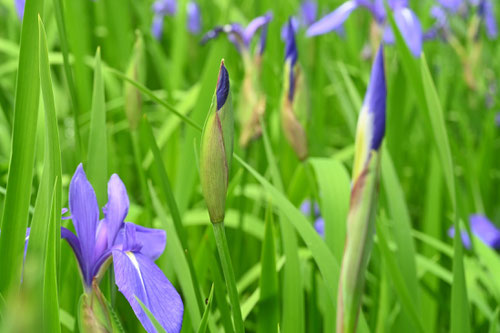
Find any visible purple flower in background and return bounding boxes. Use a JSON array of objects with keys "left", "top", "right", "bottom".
[
  {"left": 281, "top": 1, "right": 324, "bottom": 41},
  {"left": 14, "top": 0, "right": 25, "bottom": 19},
  {"left": 201, "top": 12, "right": 273, "bottom": 55},
  {"left": 301, "top": 0, "right": 318, "bottom": 26},
  {"left": 151, "top": 0, "right": 177, "bottom": 39},
  {"left": 495, "top": 112, "right": 500, "bottom": 127},
  {"left": 187, "top": 1, "right": 202, "bottom": 34},
  {"left": 62, "top": 164, "right": 183, "bottom": 333},
  {"left": 477, "top": 0, "right": 498, "bottom": 39},
  {"left": 306, "top": 0, "right": 423, "bottom": 57},
  {"left": 438, "top": 0, "right": 463, "bottom": 12},
  {"left": 300, "top": 200, "right": 324, "bottom": 237},
  {"left": 448, "top": 214, "right": 500, "bottom": 249}
]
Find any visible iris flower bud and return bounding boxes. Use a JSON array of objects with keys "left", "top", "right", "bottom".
[
  {"left": 200, "top": 60, "right": 234, "bottom": 224},
  {"left": 281, "top": 19, "right": 309, "bottom": 161},
  {"left": 337, "top": 46, "right": 386, "bottom": 333}
]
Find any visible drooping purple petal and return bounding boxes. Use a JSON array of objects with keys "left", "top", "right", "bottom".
[
  {"left": 69, "top": 164, "right": 99, "bottom": 284},
  {"left": 363, "top": 46, "right": 386, "bottom": 151},
  {"left": 14, "top": 0, "right": 25, "bottom": 19},
  {"left": 301, "top": 0, "right": 317, "bottom": 26},
  {"left": 103, "top": 174, "right": 129, "bottom": 248},
  {"left": 306, "top": 1, "right": 358, "bottom": 37},
  {"left": 242, "top": 12, "right": 273, "bottom": 46},
  {"left": 469, "top": 214, "right": 500, "bottom": 248},
  {"left": 314, "top": 217, "right": 325, "bottom": 238},
  {"left": 113, "top": 250, "right": 184, "bottom": 333},
  {"left": 152, "top": 0, "right": 177, "bottom": 16},
  {"left": 61, "top": 227, "right": 88, "bottom": 282},
  {"left": 385, "top": 7, "right": 423, "bottom": 57},
  {"left": 216, "top": 61, "right": 229, "bottom": 110},
  {"left": 479, "top": 0, "right": 498, "bottom": 39},
  {"left": 187, "top": 1, "right": 202, "bottom": 34},
  {"left": 258, "top": 21, "right": 270, "bottom": 55},
  {"left": 152, "top": 14, "right": 165, "bottom": 40},
  {"left": 200, "top": 26, "right": 225, "bottom": 44}
]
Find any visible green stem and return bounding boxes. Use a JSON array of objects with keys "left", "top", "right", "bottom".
[{"left": 212, "top": 222, "right": 244, "bottom": 333}]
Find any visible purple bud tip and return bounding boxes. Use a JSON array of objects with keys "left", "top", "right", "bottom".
[
  {"left": 285, "top": 18, "right": 298, "bottom": 67},
  {"left": 216, "top": 61, "right": 229, "bottom": 110},
  {"left": 365, "top": 46, "right": 386, "bottom": 151}
]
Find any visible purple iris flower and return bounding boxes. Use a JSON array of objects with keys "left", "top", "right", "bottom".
[
  {"left": 448, "top": 214, "right": 500, "bottom": 249},
  {"left": 14, "top": 0, "right": 25, "bottom": 19},
  {"left": 61, "top": 164, "right": 183, "bottom": 333},
  {"left": 187, "top": 1, "right": 202, "bottom": 34},
  {"left": 151, "top": 0, "right": 178, "bottom": 39},
  {"left": 306, "top": 0, "right": 423, "bottom": 57},
  {"left": 300, "top": 200, "right": 324, "bottom": 237},
  {"left": 201, "top": 12, "right": 273, "bottom": 55}
]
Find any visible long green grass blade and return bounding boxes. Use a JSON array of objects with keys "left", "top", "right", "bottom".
[
  {"left": 0, "top": 0, "right": 45, "bottom": 294},
  {"left": 197, "top": 284, "right": 214, "bottom": 333},
  {"left": 257, "top": 204, "right": 279, "bottom": 333}
]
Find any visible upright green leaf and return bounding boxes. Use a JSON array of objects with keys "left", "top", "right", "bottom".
[
  {"left": 0, "top": 0, "right": 45, "bottom": 294},
  {"left": 257, "top": 204, "right": 279, "bottom": 333},
  {"left": 87, "top": 48, "right": 107, "bottom": 207}
]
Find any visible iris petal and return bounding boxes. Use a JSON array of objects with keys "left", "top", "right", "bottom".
[
  {"left": 469, "top": 214, "right": 500, "bottom": 248},
  {"left": 243, "top": 12, "right": 273, "bottom": 46},
  {"left": 306, "top": 1, "right": 358, "bottom": 37},
  {"left": 104, "top": 174, "right": 129, "bottom": 248},
  {"left": 69, "top": 164, "right": 99, "bottom": 284},
  {"left": 113, "top": 250, "right": 184, "bottom": 333},
  {"left": 391, "top": 7, "right": 423, "bottom": 57}
]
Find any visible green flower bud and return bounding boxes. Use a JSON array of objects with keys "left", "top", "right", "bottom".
[
  {"left": 78, "top": 280, "right": 113, "bottom": 333},
  {"left": 281, "top": 60, "right": 309, "bottom": 161},
  {"left": 200, "top": 60, "right": 234, "bottom": 224}
]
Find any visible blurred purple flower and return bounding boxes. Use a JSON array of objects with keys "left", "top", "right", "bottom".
[
  {"left": 477, "top": 0, "right": 498, "bottom": 39},
  {"left": 300, "top": 200, "right": 324, "bottom": 237},
  {"left": 14, "top": 0, "right": 25, "bottom": 19},
  {"left": 62, "top": 164, "right": 183, "bottom": 333},
  {"left": 495, "top": 112, "right": 500, "bottom": 127},
  {"left": 306, "top": 0, "right": 423, "bottom": 57},
  {"left": 438, "top": 0, "right": 463, "bottom": 12},
  {"left": 448, "top": 214, "right": 500, "bottom": 249},
  {"left": 301, "top": 0, "right": 318, "bottom": 26},
  {"left": 201, "top": 12, "right": 273, "bottom": 55},
  {"left": 151, "top": 0, "right": 177, "bottom": 39},
  {"left": 187, "top": 1, "right": 202, "bottom": 34},
  {"left": 314, "top": 217, "right": 325, "bottom": 237},
  {"left": 285, "top": 19, "right": 299, "bottom": 101}
]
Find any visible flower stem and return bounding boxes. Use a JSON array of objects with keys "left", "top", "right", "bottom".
[{"left": 212, "top": 221, "right": 244, "bottom": 333}]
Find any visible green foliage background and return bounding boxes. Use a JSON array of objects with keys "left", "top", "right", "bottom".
[{"left": 0, "top": 0, "right": 499, "bottom": 332}]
